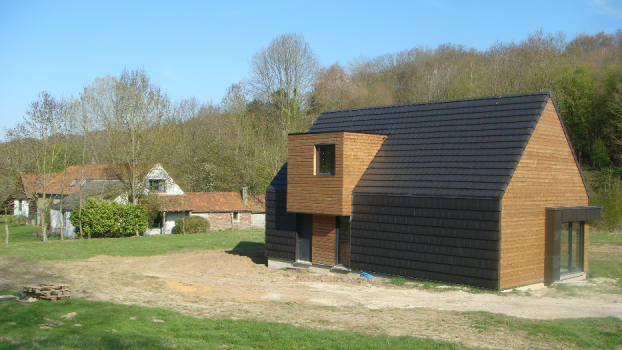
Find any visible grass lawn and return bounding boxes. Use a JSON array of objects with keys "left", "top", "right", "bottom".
[
  {"left": 590, "top": 230, "right": 622, "bottom": 246},
  {"left": 0, "top": 226, "right": 265, "bottom": 260},
  {"left": 1, "top": 224, "right": 40, "bottom": 244},
  {"left": 466, "top": 312, "right": 622, "bottom": 349},
  {"left": 589, "top": 230, "right": 622, "bottom": 291},
  {"left": 2, "top": 225, "right": 621, "bottom": 349},
  {"left": 0, "top": 298, "right": 466, "bottom": 350}
]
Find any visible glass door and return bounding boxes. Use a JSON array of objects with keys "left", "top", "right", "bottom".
[{"left": 560, "top": 222, "right": 584, "bottom": 275}]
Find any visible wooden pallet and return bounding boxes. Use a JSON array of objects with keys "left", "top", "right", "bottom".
[{"left": 22, "top": 284, "right": 71, "bottom": 302}]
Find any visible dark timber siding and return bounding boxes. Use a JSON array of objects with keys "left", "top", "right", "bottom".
[
  {"left": 265, "top": 190, "right": 297, "bottom": 260},
  {"left": 265, "top": 164, "right": 297, "bottom": 260},
  {"left": 350, "top": 194, "right": 501, "bottom": 289}
]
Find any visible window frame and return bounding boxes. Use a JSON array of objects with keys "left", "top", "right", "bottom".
[
  {"left": 315, "top": 144, "right": 336, "bottom": 176},
  {"left": 149, "top": 179, "right": 166, "bottom": 193},
  {"left": 150, "top": 211, "right": 162, "bottom": 229}
]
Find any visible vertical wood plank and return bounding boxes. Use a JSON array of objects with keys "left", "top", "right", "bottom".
[
  {"left": 312, "top": 215, "right": 336, "bottom": 265},
  {"left": 500, "top": 100, "right": 589, "bottom": 289},
  {"left": 287, "top": 132, "right": 386, "bottom": 215}
]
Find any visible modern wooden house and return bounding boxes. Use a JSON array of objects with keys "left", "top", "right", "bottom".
[{"left": 265, "top": 93, "right": 601, "bottom": 290}]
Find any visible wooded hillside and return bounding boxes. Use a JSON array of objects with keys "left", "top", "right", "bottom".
[{"left": 2, "top": 30, "right": 621, "bottom": 229}]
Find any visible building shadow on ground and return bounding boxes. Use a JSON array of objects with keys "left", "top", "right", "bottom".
[{"left": 225, "top": 242, "right": 267, "bottom": 265}]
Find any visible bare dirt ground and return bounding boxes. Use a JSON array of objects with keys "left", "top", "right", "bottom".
[{"left": 1, "top": 247, "right": 621, "bottom": 350}]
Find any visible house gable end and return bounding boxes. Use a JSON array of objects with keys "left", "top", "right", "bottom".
[
  {"left": 144, "top": 163, "right": 184, "bottom": 195},
  {"left": 500, "top": 99, "right": 590, "bottom": 289}
]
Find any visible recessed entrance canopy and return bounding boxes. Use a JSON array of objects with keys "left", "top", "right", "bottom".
[{"left": 545, "top": 206, "right": 601, "bottom": 284}]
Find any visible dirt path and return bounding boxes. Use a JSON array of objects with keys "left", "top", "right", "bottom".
[{"left": 1, "top": 248, "right": 620, "bottom": 349}]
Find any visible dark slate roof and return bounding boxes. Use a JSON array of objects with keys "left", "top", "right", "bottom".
[
  {"left": 267, "top": 163, "right": 289, "bottom": 192},
  {"left": 293, "top": 92, "right": 556, "bottom": 198},
  {"left": 51, "top": 180, "right": 126, "bottom": 211}
]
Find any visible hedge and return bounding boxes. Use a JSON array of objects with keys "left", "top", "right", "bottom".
[
  {"left": 172, "top": 216, "right": 210, "bottom": 234},
  {"left": 70, "top": 198, "right": 147, "bottom": 238}
]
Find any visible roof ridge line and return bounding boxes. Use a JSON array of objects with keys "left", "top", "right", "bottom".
[{"left": 320, "top": 92, "right": 551, "bottom": 115}]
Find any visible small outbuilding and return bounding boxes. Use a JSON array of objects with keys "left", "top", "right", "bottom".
[
  {"left": 157, "top": 191, "right": 266, "bottom": 232},
  {"left": 265, "top": 92, "right": 601, "bottom": 290}
]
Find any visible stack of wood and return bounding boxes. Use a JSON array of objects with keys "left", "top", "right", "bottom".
[{"left": 22, "top": 284, "right": 71, "bottom": 302}]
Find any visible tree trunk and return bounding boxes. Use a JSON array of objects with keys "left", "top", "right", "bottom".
[
  {"left": 41, "top": 204, "right": 48, "bottom": 243},
  {"left": 59, "top": 211, "right": 64, "bottom": 241},
  {"left": 4, "top": 208, "right": 8, "bottom": 245},
  {"left": 182, "top": 216, "right": 186, "bottom": 235}
]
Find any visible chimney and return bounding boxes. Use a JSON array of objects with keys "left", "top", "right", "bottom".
[{"left": 242, "top": 186, "right": 248, "bottom": 206}]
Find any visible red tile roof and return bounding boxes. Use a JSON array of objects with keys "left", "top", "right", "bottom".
[
  {"left": 158, "top": 192, "right": 265, "bottom": 213},
  {"left": 20, "top": 172, "right": 59, "bottom": 198},
  {"left": 22, "top": 164, "right": 153, "bottom": 196},
  {"left": 247, "top": 194, "right": 266, "bottom": 213},
  {"left": 157, "top": 195, "right": 191, "bottom": 212},
  {"left": 46, "top": 164, "right": 132, "bottom": 195},
  {"left": 187, "top": 192, "right": 248, "bottom": 212}
]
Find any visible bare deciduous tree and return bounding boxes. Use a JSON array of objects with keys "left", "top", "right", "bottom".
[
  {"left": 249, "top": 33, "right": 320, "bottom": 134},
  {"left": 7, "top": 92, "right": 69, "bottom": 242},
  {"left": 0, "top": 141, "right": 19, "bottom": 244},
  {"left": 81, "top": 68, "right": 171, "bottom": 204}
]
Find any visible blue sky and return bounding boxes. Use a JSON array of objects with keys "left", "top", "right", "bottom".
[{"left": 1, "top": 0, "right": 621, "bottom": 141}]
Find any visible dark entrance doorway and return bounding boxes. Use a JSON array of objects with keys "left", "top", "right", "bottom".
[
  {"left": 336, "top": 216, "right": 351, "bottom": 266},
  {"left": 296, "top": 214, "right": 312, "bottom": 262}
]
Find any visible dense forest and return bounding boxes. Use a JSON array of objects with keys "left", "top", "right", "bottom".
[{"left": 1, "top": 30, "right": 621, "bottom": 230}]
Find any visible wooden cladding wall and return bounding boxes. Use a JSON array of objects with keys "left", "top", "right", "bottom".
[
  {"left": 265, "top": 190, "right": 297, "bottom": 261},
  {"left": 287, "top": 132, "right": 386, "bottom": 216},
  {"left": 500, "top": 100, "right": 589, "bottom": 289},
  {"left": 312, "top": 215, "right": 336, "bottom": 266},
  {"left": 350, "top": 194, "right": 502, "bottom": 289}
]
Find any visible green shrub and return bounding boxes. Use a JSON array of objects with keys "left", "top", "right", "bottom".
[
  {"left": 172, "top": 216, "right": 210, "bottom": 234},
  {"left": 9, "top": 215, "right": 27, "bottom": 227},
  {"left": 139, "top": 194, "right": 162, "bottom": 229},
  {"left": 586, "top": 169, "right": 622, "bottom": 232},
  {"left": 70, "top": 198, "right": 147, "bottom": 238}
]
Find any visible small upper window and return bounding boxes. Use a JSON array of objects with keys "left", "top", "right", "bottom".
[
  {"left": 81, "top": 179, "right": 91, "bottom": 186},
  {"left": 69, "top": 179, "right": 80, "bottom": 187},
  {"left": 316, "top": 144, "right": 335, "bottom": 175},
  {"left": 149, "top": 179, "right": 166, "bottom": 192}
]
